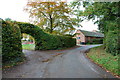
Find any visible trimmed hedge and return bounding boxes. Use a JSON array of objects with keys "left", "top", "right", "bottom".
[
  {"left": 2, "top": 21, "right": 76, "bottom": 64},
  {"left": 17, "top": 22, "right": 76, "bottom": 50},
  {"left": 2, "top": 20, "right": 24, "bottom": 64}
]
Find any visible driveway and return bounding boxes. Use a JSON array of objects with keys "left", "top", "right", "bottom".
[{"left": 2, "top": 45, "right": 115, "bottom": 78}]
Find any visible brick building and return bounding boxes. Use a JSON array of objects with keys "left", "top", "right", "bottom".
[{"left": 74, "top": 29, "right": 104, "bottom": 44}]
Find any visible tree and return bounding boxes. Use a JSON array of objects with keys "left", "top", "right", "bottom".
[
  {"left": 70, "top": 1, "right": 84, "bottom": 28},
  {"left": 25, "top": 1, "right": 77, "bottom": 35},
  {"left": 71, "top": 1, "right": 120, "bottom": 55}
]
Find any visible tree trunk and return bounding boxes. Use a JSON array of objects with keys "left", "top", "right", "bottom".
[{"left": 49, "top": 15, "right": 53, "bottom": 33}]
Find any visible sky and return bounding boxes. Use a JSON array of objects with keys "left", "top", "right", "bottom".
[{"left": 0, "top": 0, "right": 98, "bottom": 31}]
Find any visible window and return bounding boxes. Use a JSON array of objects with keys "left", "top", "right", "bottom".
[{"left": 77, "top": 37, "right": 80, "bottom": 39}]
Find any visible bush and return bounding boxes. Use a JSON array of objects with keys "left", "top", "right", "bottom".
[
  {"left": 105, "top": 30, "right": 119, "bottom": 55},
  {"left": 87, "top": 38, "right": 103, "bottom": 44},
  {"left": 2, "top": 20, "right": 24, "bottom": 64}
]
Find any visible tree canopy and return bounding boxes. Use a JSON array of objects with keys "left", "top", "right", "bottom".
[
  {"left": 71, "top": 1, "right": 120, "bottom": 55},
  {"left": 25, "top": 1, "right": 78, "bottom": 35}
]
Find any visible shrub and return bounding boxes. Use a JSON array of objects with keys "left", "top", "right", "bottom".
[
  {"left": 2, "top": 20, "right": 24, "bottom": 64},
  {"left": 105, "top": 30, "right": 119, "bottom": 55}
]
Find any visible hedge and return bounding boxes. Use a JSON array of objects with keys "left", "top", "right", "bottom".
[
  {"left": 105, "top": 30, "right": 119, "bottom": 56},
  {"left": 2, "top": 20, "right": 24, "bottom": 64},
  {"left": 2, "top": 21, "right": 76, "bottom": 64},
  {"left": 17, "top": 22, "right": 76, "bottom": 50}
]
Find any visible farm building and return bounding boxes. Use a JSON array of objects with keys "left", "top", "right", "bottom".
[{"left": 74, "top": 29, "right": 104, "bottom": 44}]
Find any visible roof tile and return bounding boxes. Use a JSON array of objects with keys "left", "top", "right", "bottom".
[{"left": 79, "top": 29, "right": 104, "bottom": 37}]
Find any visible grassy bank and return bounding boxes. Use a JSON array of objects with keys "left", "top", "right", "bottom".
[
  {"left": 86, "top": 45, "right": 119, "bottom": 77},
  {"left": 22, "top": 44, "right": 35, "bottom": 50}
]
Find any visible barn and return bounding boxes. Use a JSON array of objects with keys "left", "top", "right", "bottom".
[{"left": 74, "top": 29, "right": 104, "bottom": 44}]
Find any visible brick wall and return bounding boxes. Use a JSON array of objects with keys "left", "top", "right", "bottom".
[{"left": 75, "top": 30, "right": 86, "bottom": 44}]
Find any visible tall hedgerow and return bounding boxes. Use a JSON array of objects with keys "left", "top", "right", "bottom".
[
  {"left": 2, "top": 20, "right": 24, "bottom": 64},
  {"left": 17, "top": 22, "right": 76, "bottom": 50}
]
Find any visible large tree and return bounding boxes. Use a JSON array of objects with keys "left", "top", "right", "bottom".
[
  {"left": 71, "top": 1, "right": 120, "bottom": 55},
  {"left": 25, "top": 1, "right": 78, "bottom": 35}
]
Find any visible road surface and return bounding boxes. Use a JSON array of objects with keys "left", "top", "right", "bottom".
[{"left": 3, "top": 45, "right": 115, "bottom": 78}]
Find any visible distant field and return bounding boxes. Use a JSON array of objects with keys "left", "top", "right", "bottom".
[{"left": 22, "top": 44, "right": 35, "bottom": 50}]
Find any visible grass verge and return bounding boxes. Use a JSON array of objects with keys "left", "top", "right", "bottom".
[
  {"left": 86, "top": 45, "right": 119, "bottom": 77},
  {"left": 22, "top": 44, "right": 35, "bottom": 50}
]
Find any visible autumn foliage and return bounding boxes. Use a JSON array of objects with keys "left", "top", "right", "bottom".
[{"left": 24, "top": 1, "right": 77, "bottom": 35}]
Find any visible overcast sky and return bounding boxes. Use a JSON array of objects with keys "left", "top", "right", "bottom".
[{"left": 0, "top": 0, "right": 98, "bottom": 31}]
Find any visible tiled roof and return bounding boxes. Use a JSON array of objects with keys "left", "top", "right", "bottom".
[{"left": 79, "top": 29, "right": 104, "bottom": 37}]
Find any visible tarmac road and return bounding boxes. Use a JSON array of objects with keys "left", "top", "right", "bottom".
[
  {"left": 2, "top": 45, "right": 116, "bottom": 78},
  {"left": 43, "top": 45, "right": 115, "bottom": 78}
]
